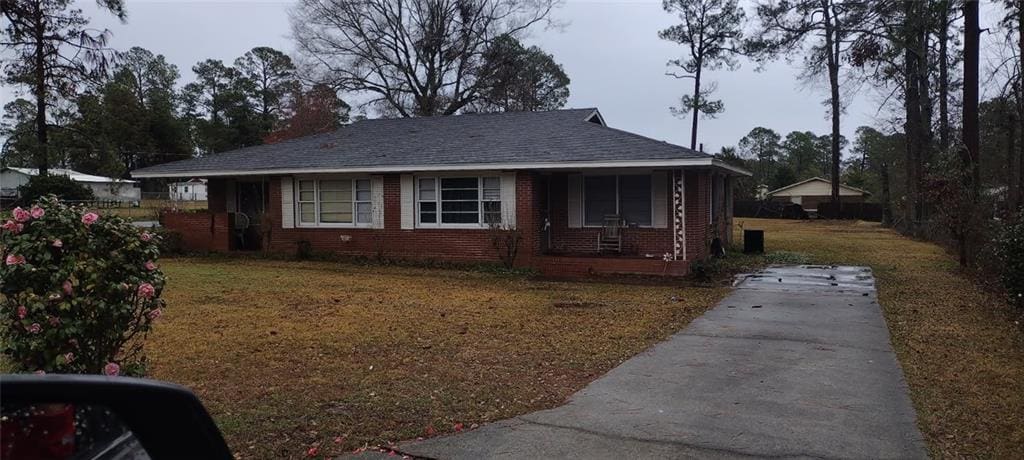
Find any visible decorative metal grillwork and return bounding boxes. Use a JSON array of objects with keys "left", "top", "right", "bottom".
[{"left": 672, "top": 169, "right": 686, "bottom": 260}]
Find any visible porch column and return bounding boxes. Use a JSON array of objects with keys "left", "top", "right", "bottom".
[{"left": 672, "top": 169, "right": 686, "bottom": 260}]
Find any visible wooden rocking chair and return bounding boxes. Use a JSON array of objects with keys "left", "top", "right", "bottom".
[{"left": 598, "top": 215, "right": 623, "bottom": 253}]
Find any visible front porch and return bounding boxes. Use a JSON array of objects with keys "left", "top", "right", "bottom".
[{"left": 533, "top": 168, "right": 734, "bottom": 272}]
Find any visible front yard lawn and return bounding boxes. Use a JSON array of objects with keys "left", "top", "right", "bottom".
[
  {"left": 148, "top": 258, "right": 728, "bottom": 458},
  {"left": 737, "top": 218, "right": 1024, "bottom": 458}
]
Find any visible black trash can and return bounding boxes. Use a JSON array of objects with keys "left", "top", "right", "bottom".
[{"left": 744, "top": 229, "right": 764, "bottom": 254}]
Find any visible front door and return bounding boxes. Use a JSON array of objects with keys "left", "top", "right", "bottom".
[{"left": 236, "top": 182, "right": 266, "bottom": 250}]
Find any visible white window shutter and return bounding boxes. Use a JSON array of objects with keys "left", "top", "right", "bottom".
[
  {"left": 567, "top": 173, "right": 582, "bottom": 228},
  {"left": 400, "top": 174, "right": 414, "bottom": 229},
  {"left": 371, "top": 175, "right": 385, "bottom": 229},
  {"left": 280, "top": 177, "right": 295, "bottom": 229},
  {"left": 652, "top": 171, "right": 668, "bottom": 228},
  {"left": 500, "top": 172, "right": 517, "bottom": 227},
  {"left": 225, "top": 180, "right": 237, "bottom": 213}
]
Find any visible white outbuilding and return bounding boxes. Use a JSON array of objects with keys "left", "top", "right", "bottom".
[
  {"left": 167, "top": 178, "right": 208, "bottom": 201},
  {"left": 0, "top": 167, "right": 142, "bottom": 201}
]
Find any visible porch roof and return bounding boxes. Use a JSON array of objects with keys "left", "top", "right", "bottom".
[{"left": 132, "top": 108, "right": 751, "bottom": 178}]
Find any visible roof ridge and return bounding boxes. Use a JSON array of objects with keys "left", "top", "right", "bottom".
[
  {"left": 766, "top": 177, "right": 869, "bottom": 196},
  {"left": 355, "top": 107, "right": 598, "bottom": 124},
  {"left": 580, "top": 122, "right": 712, "bottom": 158}
]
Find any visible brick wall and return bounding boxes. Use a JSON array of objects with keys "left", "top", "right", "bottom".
[
  {"left": 160, "top": 210, "right": 233, "bottom": 252},
  {"left": 684, "top": 170, "right": 711, "bottom": 261}
]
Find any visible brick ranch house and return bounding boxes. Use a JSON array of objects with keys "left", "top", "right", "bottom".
[{"left": 132, "top": 108, "right": 749, "bottom": 277}]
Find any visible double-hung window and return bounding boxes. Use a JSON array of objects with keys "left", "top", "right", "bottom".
[
  {"left": 296, "top": 178, "right": 372, "bottom": 226},
  {"left": 417, "top": 176, "right": 501, "bottom": 226},
  {"left": 583, "top": 174, "right": 652, "bottom": 227}
]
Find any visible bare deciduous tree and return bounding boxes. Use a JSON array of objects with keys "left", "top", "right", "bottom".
[{"left": 289, "top": 0, "right": 557, "bottom": 117}]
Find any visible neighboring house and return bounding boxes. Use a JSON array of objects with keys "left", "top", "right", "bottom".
[
  {"left": 1, "top": 167, "right": 141, "bottom": 201},
  {"left": 132, "top": 108, "right": 750, "bottom": 276},
  {"left": 766, "top": 177, "right": 869, "bottom": 214},
  {"left": 168, "top": 178, "right": 208, "bottom": 201}
]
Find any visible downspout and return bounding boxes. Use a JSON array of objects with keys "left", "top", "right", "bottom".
[{"left": 672, "top": 170, "right": 678, "bottom": 260}]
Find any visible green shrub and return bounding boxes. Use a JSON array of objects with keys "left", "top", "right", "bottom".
[
  {"left": 688, "top": 258, "right": 721, "bottom": 282},
  {"left": 993, "top": 217, "right": 1024, "bottom": 310},
  {"left": 0, "top": 196, "right": 165, "bottom": 376},
  {"left": 296, "top": 240, "right": 313, "bottom": 260},
  {"left": 16, "top": 174, "right": 95, "bottom": 205},
  {"left": 154, "top": 228, "right": 185, "bottom": 256}
]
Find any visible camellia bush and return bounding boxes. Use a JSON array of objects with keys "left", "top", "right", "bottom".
[
  {"left": 0, "top": 196, "right": 165, "bottom": 376},
  {"left": 994, "top": 214, "right": 1024, "bottom": 311}
]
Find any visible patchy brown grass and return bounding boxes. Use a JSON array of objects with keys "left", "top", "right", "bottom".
[
  {"left": 736, "top": 218, "right": 1024, "bottom": 458},
  {"left": 148, "top": 258, "right": 727, "bottom": 458}
]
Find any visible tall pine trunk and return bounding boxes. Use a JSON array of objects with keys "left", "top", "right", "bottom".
[
  {"left": 1008, "top": 108, "right": 1018, "bottom": 215},
  {"left": 33, "top": 3, "right": 49, "bottom": 176},
  {"left": 903, "top": 1, "right": 927, "bottom": 230},
  {"left": 690, "top": 62, "right": 702, "bottom": 150},
  {"left": 1017, "top": 4, "right": 1024, "bottom": 214},
  {"left": 959, "top": 0, "right": 980, "bottom": 267},
  {"left": 881, "top": 161, "right": 892, "bottom": 226},
  {"left": 937, "top": 0, "right": 951, "bottom": 152},
  {"left": 823, "top": 0, "right": 841, "bottom": 207}
]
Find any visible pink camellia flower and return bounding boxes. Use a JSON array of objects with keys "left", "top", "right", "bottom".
[
  {"left": 140, "top": 231, "right": 153, "bottom": 242},
  {"left": 16, "top": 305, "right": 27, "bottom": 319},
  {"left": 147, "top": 308, "right": 162, "bottom": 321},
  {"left": 144, "top": 261, "right": 157, "bottom": 271},
  {"left": 103, "top": 362, "right": 120, "bottom": 376},
  {"left": 64, "top": 352, "right": 75, "bottom": 363},
  {"left": 52, "top": 239, "right": 63, "bottom": 248},
  {"left": 12, "top": 207, "right": 30, "bottom": 222},
  {"left": 5, "top": 254, "right": 26, "bottom": 266},
  {"left": 137, "top": 283, "right": 156, "bottom": 299},
  {"left": 2, "top": 220, "right": 19, "bottom": 232},
  {"left": 63, "top": 280, "right": 73, "bottom": 295},
  {"left": 2, "top": 220, "right": 24, "bottom": 234},
  {"left": 48, "top": 316, "right": 60, "bottom": 327},
  {"left": 30, "top": 206, "right": 44, "bottom": 219},
  {"left": 81, "top": 212, "right": 99, "bottom": 226},
  {"left": 28, "top": 323, "right": 41, "bottom": 334}
]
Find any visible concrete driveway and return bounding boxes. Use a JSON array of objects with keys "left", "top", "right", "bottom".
[{"left": 361, "top": 265, "right": 927, "bottom": 459}]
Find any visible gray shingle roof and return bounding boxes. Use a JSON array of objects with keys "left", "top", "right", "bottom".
[{"left": 131, "top": 108, "right": 714, "bottom": 177}]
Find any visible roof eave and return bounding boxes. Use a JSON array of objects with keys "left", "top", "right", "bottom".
[
  {"left": 132, "top": 157, "right": 740, "bottom": 179},
  {"left": 710, "top": 159, "right": 753, "bottom": 176}
]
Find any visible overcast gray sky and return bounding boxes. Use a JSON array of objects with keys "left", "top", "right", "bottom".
[{"left": 1, "top": 0, "right": 1010, "bottom": 156}]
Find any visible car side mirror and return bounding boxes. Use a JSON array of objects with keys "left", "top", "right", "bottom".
[{"left": 1, "top": 374, "right": 232, "bottom": 460}]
